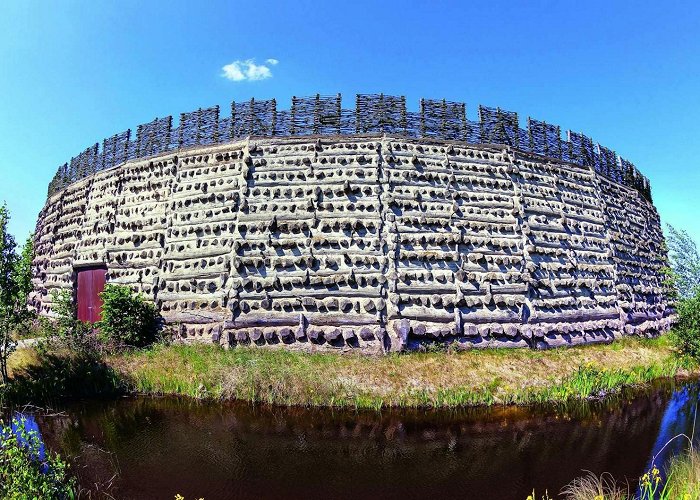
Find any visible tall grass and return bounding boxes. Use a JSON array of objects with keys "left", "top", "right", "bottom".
[
  {"left": 555, "top": 451, "right": 700, "bottom": 500},
  {"left": 105, "top": 336, "right": 695, "bottom": 409},
  {"left": 559, "top": 471, "right": 627, "bottom": 500},
  {"left": 3, "top": 334, "right": 696, "bottom": 410},
  {"left": 539, "top": 444, "right": 700, "bottom": 499},
  {"left": 664, "top": 448, "right": 700, "bottom": 499},
  {"left": 513, "top": 363, "right": 681, "bottom": 406}
]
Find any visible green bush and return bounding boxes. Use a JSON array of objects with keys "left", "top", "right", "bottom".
[
  {"left": 51, "top": 289, "right": 77, "bottom": 339},
  {"left": 98, "top": 284, "right": 159, "bottom": 349},
  {"left": 673, "top": 289, "right": 700, "bottom": 359},
  {"left": 0, "top": 416, "right": 76, "bottom": 499},
  {"left": 45, "top": 289, "right": 96, "bottom": 355}
]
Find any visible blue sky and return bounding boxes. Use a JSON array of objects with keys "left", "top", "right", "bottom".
[{"left": 1, "top": 0, "right": 699, "bottom": 244}]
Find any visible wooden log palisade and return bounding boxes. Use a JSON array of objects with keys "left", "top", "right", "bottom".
[{"left": 32, "top": 94, "right": 673, "bottom": 352}]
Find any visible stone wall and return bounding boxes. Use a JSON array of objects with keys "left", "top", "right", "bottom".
[{"left": 32, "top": 135, "right": 674, "bottom": 352}]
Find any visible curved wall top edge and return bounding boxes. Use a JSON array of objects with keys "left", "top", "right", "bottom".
[{"left": 46, "top": 94, "right": 653, "bottom": 202}]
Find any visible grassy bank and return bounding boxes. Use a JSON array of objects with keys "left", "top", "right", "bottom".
[
  {"left": 5, "top": 335, "right": 698, "bottom": 409},
  {"left": 110, "top": 336, "right": 697, "bottom": 409}
]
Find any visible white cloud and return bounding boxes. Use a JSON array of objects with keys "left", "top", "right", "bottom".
[
  {"left": 221, "top": 59, "right": 277, "bottom": 82},
  {"left": 222, "top": 62, "right": 246, "bottom": 81}
]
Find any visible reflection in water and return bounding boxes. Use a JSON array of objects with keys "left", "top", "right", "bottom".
[
  {"left": 34, "top": 379, "right": 700, "bottom": 500},
  {"left": 645, "top": 384, "right": 699, "bottom": 473},
  {"left": 8, "top": 413, "right": 47, "bottom": 472}
]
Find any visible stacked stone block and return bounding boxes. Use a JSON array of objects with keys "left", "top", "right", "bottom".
[
  {"left": 513, "top": 151, "right": 620, "bottom": 347},
  {"left": 105, "top": 159, "right": 172, "bottom": 297},
  {"left": 30, "top": 177, "right": 92, "bottom": 314},
  {"left": 32, "top": 135, "right": 673, "bottom": 351},
  {"left": 384, "top": 141, "right": 527, "bottom": 348},
  {"left": 159, "top": 146, "right": 246, "bottom": 339},
  {"left": 598, "top": 177, "right": 673, "bottom": 336},
  {"left": 230, "top": 138, "right": 385, "bottom": 350}
]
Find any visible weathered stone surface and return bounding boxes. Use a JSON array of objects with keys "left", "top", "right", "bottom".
[{"left": 31, "top": 136, "right": 674, "bottom": 352}]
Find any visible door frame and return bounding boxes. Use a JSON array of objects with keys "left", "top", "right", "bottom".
[{"left": 73, "top": 263, "right": 108, "bottom": 323}]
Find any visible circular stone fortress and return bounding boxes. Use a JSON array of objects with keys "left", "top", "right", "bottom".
[{"left": 31, "top": 94, "right": 674, "bottom": 352}]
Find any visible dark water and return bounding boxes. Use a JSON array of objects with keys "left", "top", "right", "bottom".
[{"left": 27, "top": 379, "right": 700, "bottom": 500}]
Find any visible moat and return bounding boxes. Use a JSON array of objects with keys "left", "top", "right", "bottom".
[{"left": 22, "top": 378, "right": 700, "bottom": 499}]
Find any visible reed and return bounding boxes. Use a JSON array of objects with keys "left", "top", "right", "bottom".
[{"left": 537, "top": 445, "right": 700, "bottom": 499}]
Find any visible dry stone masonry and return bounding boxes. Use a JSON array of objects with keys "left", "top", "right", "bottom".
[{"left": 32, "top": 95, "right": 673, "bottom": 352}]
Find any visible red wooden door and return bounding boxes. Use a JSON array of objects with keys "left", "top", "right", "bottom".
[{"left": 76, "top": 267, "right": 107, "bottom": 323}]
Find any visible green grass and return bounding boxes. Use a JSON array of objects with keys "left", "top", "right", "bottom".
[
  {"left": 3, "top": 334, "right": 697, "bottom": 410},
  {"left": 102, "top": 335, "right": 698, "bottom": 409}
]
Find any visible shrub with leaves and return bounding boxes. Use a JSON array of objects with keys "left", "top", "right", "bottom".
[
  {"left": 52, "top": 289, "right": 77, "bottom": 339},
  {"left": 0, "top": 204, "right": 34, "bottom": 384},
  {"left": 44, "top": 289, "right": 96, "bottom": 355},
  {"left": 674, "top": 289, "right": 700, "bottom": 359},
  {"left": 666, "top": 224, "right": 700, "bottom": 300},
  {"left": 0, "top": 415, "right": 76, "bottom": 499},
  {"left": 98, "top": 284, "right": 159, "bottom": 349}
]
